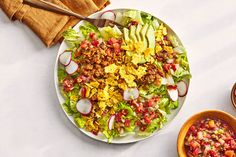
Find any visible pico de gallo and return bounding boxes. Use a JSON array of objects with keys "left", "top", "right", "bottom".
[
  {"left": 58, "top": 10, "right": 191, "bottom": 142},
  {"left": 185, "top": 118, "right": 236, "bottom": 157}
]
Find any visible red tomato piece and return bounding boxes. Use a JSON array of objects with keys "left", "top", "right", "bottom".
[
  {"left": 124, "top": 119, "right": 131, "bottom": 127},
  {"left": 63, "top": 77, "right": 74, "bottom": 92},
  {"left": 80, "top": 87, "right": 86, "bottom": 98},
  {"left": 91, "top": 40, "right": 99, "bottom": 47}
]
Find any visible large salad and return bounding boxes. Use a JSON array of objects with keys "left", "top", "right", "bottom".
[{"left": 57, "top": 10, "right": 191, "bottom": 142}]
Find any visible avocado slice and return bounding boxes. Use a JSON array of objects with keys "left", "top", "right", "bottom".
[
  {"left": 135, "top": 24, "right": 142, "bottom": 42},
  {"left": 130, "top": 25, "right": 137, "bottom": 43},
  {"left": 140, "top": 23, "right": 149, "bottom": 51},
  {"left": 146, "top": 25, "right": 155, "bottom": 49},
  {"left": 123, "top": 27, "right": 130, "bottom": 44}
]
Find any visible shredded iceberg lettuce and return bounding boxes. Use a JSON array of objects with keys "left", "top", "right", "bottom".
[{"left": 99, "top": 26, "right": 122, "bottom": 41}]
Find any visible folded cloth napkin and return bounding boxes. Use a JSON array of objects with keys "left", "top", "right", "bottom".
[{"left": 0, "top": 0, "right": 110, "bottom": 47}]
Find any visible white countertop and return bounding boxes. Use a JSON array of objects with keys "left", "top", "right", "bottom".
[{"left": 1, "top": 0, "right": 236, "bottom": 156}]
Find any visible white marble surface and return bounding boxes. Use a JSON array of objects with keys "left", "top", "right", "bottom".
[{"left": 0, "top": 0, "right": 236, "bottom": 156}]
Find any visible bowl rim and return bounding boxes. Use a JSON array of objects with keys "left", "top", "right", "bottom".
[
  {"left": 231, "top": 83, "right": 236, "bottom": 109},
  {"left": 54, "top": 8, "right": 191, "bottom": 144},
  {"left": 177, "top": 109, "right": 236, "bottom": 157}
]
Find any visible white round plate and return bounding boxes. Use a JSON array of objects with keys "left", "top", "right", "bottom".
[{"left": 54, "top": 9, "right": 190, "bottom": 144}]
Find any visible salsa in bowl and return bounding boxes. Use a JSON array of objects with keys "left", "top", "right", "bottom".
[{"left": 178, "top": 110, "right": 236, "bottom": 157}]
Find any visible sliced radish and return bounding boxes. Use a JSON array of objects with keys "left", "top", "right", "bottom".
[
  {"left": 76, "top": 98, "right": 92, "bottom": 115},
  {"left": 177, "top": 81, "right": 188, "bottom": 97},
  {"left": 167, "top": 87, "right": 178, "bottom": 101},
  {"left": 59, "top": 51, "right": 72, "bottom": 66},
  {"left": 123, "top": 88, "right": 139, "bottom": 101},
  {"left": 100, "top": 10, "right": 116, "bottom": 21},
  {"left": 65, "top": 60, "right": 78, "bottom": 75},
  {"left": 108, "top": 115, "right": 116, "bottom": 130}
]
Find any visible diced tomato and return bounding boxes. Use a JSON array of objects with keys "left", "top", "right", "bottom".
[
  {"left": 91, "top": 40, "right": 99, "bottom": 47},
  {"left": 150, "top": 112, "right": 157, "bottom": 119},
  {"left": 135, "top": 120, "right": 141, "bottom": 127},
  {"left": 167, "top": 85, "right": 177, "bottom": 90},
  {"left": 192, "top": 148, "right": 200, "bottom": 156},
  {"left": 190, "top": 141, "right": 200, "bottom": 149},
  {"left": 136, "top": 104, "right": 144, "bottom": 113},
  {"left": 229, "top": 139, "right": 236, "bottom": 149},
  {"left": 214, "top": 142, "right": 221, "bottom": 148},
  {"left": 89, "top": 32, "right": 97, "bottom": 40},
  {"left": 77, "top": 75, "right": 87, "bottom": 83},
  {"left": 171, "top": 64, "right": 177, "bottom": 71},
  {"left": 143, "top": 109, "right": 149, "bottom": 115},
  {"left": 147, "top": 99, "right": 155, "bottom": 107},
  {"left": 107, "top": 38, "right": 120, "bottom": 45},
  {"left": 208, "top": 150, "right": 217, "bottom": 157},
  {"left": 121, "top": 109, "right": 129, "bottom": 116},
  {"left": 80, "top": 87, "right": 86, "bottom": 98},
  {"left": 115, "top": 112, "right": 123, "bottom": 122},
  {"left": 80, "top": 40, "right": 89, "bottom": 49},
  {"left": 163, "top": 64, "right": 171, "bottom": 72},
  {"left": 224, "top": 143, "right": 231, "bottom": 150},
  {"left": 163, "top": 63, "right": 177, "bottom": 72},
  {"left": 63, "top": 77, "right": 74, "bottom": 92},
  {"left": 140, "top": 125, "right": 147, "bottom": 131},
  {"left": 124, "top": 119, "right": 131, "bottom": 127},
  {"left": 144, "top": 115, "right": 151, "bottom": 124},
  {"left": 113, "top": 43, "right": 121, "bottom": 53}
]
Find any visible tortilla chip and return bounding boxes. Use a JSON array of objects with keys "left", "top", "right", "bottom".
[{"left": 0, "top": 0, "right": 23, "bottom": 20}]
